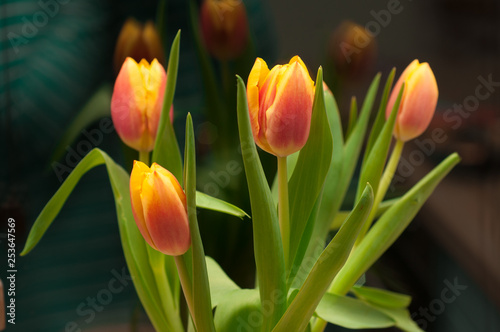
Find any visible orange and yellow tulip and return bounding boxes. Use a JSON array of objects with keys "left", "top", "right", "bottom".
[
  {"left": 200, "top": 0, "right": 249, "bottom": 60},
  {"left": 386, "top": 59, "right": 438, "bottom": 142},
  {"left": 130, "top": 161, "right": 191, "bottom": 256},
  {"left": 111, "top": 57, "right": 173, "bottom": 152},
  {"left": 246, "top": 56, "right": 315, "bottom": 157}
]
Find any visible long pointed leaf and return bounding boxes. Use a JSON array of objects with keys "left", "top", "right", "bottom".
[
  {"left": 273, "top": 184, "right": 374, "bottom": 332},
  {"left": 236, "top": 75, "right": 286, "bottom": 330},
  {"left": 288, "top": 68, "right": 333, "bottom": 272},
  {"left": 184, "top": 114, "right": 216, "bottom": 332},
  {"left": 196, "top": 191, "right": 249, "bottom": 219},
  {"left": 330, "top": 153, "right": 461, "bottom": 295},
  {"left": 152, "top": 30, "right": 183, "bottom": 181}
]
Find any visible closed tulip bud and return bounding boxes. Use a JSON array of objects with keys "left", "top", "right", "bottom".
[
  {"left": 130, "top": 161, "right": 191, "bottom": 256},
  {"left": 330, "top": 20, "right": 377, "bottom": 80},
  {"left": 111, "top": 57, "right": 173, "bottom": 152},
  {"left": 200, "top": 0, "right": 249, "bottom": 60},
  {"left": 113, "top": 18, "right": 165, "bottom": 74},
  {"left": 247, "top": 56, "right": 315, "bottom": 157},
  {"left": 386, "top": 60, "right": 439, "bottom": 142}
]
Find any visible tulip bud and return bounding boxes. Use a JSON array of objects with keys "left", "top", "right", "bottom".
[
  {"left": 113, "top": 18, "right": 165, "bottom": 74},
  {"left": 111, "top": 57, "right": 173, "bottom": 152},
  {"left": 329, "top": 20, "right": 377, "bottom": 80},
  {"left": 130, "top": 161, "right": 191, "bottom": 256},
  {"left": 386, "top": 60, "right": 439, "bottom": 142},
  {"left": 246, "top": 56, "right": 315, "bottom": 157},
  {"left": 200, "top": 0, "right": 249, "bottom": 60}
]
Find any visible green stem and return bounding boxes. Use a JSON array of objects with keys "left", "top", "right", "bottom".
[
  {"left": 139, "top": 150, "right": 150, "bottom": 166},
  {"left": 355, "top": 139, "right": 404, "bottom": 246},
  {"left": 175, "top": 255, "right": 195, "bottom": 330},
  {"left": 278, "top": 156, "right": 290, "bottom": 270}
]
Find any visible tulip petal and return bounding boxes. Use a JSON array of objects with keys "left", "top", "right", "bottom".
[
  {"left": 141, "top": 170, "right": 191, "bottom": 256},
  {"left": 265, "top": 60, "right": 315, "bottom": 156},
  {"left": 396, "top": 63, "right": 438, "bottom": 141},
  {"left": 386, "top": 59, "right": 419, "bottom": 120},
  {"left": 145, "top": 59, "right": 167, "bottom": 144},
  {"left": 111, "top": 58, "right": 148, "bottom": 150},
  {"left": 247, "top": 58, "right": 269, "bottom": 144},
  {"left": 130, "top": 161, "right": 157, "bottom": 250}
]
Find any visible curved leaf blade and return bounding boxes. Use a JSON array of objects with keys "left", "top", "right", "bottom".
[
  {"left": 236, "top": 75, "right": 286, "bottom": 330},
  {"left": 352, "top": 285, "right": 411, "bottom": 308},
  {"left": 196, "top": 191, "right": 249, "bottom": 219}
]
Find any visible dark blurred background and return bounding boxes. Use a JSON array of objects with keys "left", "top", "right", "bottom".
[{"left": 1, "top": 0, "right": 499, "bottom": 331}]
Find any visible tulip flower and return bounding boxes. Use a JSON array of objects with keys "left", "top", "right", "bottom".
[
  {"left": 386, "top": 59, "right": 438, "bottom": 142},
  {"left": 113, "top": 18, "right": 165, "bottom": 74},
  {"left": 246, "top": 56, "right": 315, "bottom": 157},
  {"left": 200, "top": 0, "right": 249, "bottom": 60},
  {"left": 130, "top": 161, "right": 191, "bottom": 256},
  {"left": 329, "top": 20, "right": 377, "bottom": 80},
  {"left": 111, "top": 57, "right": 173, "bottom": 152}
]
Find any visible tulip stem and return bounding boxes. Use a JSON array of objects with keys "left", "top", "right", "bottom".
[
  {"left": 355, "top": 139, "right": 404, "bottom": 246},
  {"left": 174, "top": 255, "right": 195, "bottom": 329},
  {"left": 139, "top": 151, "right": 150, "bottom": 166},
  {"left": 278, "top": 156, "right": 290, "bottom": 270}
]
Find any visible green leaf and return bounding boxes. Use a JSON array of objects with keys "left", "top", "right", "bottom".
[
  {"left": 236, "top": 75, "right": 286, "bottom": 330},
  {"left": 22, "top": 148, "right": 183, "bottom": 331},
  {"left": 184, "top": 114, "right": 216, "bottom": 332},
  {"left": 352, "top": 285, "right": 411, "bottom": 308},
  {"left": 273, "top": 184, "right": 374, "bottom": 332},
  {"left": 315, "top": 293, "right": 395, "bottom": 329},
  {"left": 206, "top": 256, "right": 240, "bottom": 308},
  {"left": 345, "top": 96, "right": 358, "bottom": 140},
  {"left": 48, "top": 84, "right": 111, "bottom": 167},
  {"left": 288, "top": 68, "right": 333, "bottom": 272},
  {"left": 355, "top": 81, "right": 404, "bottom": 200},
  {"left": 214, "top": 289, "right": 262, "bottom": 332},
  {"left": 362, "top": 68, "right": 396, "bottom": 167},
  {"left": 152, "top": 30, "right": 183, "bottom": 181},
  {"left": 196, "top": 191, "right": 249, "bottom": 219},
  {"left": 330, "top": 153, "right": 461, "bottom": 295},
  {"left": 368, "top": 306, "right": 424, "bottom": 332}
]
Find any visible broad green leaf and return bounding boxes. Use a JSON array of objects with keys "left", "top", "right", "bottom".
[
  {"left": 330, "top": 153, "right": 461, "bottom": 295},
  {"left": 206, "top": 256, "right": 240, "bottom": 308},
  {"left": 214, "top": 289, "right": 262, "bottom": 332},
  {"left": 288, "top": 68, "right": 333, "bottom": 272},
  {"left": 236, "top": 75, "right": 286, "bottom": 330},
  {"left": 369, "top": 306, "right": 424, "bottom": 332},
  {"left": 196, "top": 191, "right": 249, "bottom": 219},
  {"left": 352, "top": 285, "right": 411, "bottom": 308},
  {"left": 362, "top": 68, "right": 396, "bottom": 167},
  {"left": 22, "top": 148, "right": 182, "bottom": 331},
  {"left": 345, "top": 96, "right": 358, "bottom": 140},
  {"left": 355, "top": 82, "right": 404, "bottom": 201},
  {"left": 152, "top": 30, "right": 183, "bottom": 181},
  {"left": 183, "top": 114, "right": 216, "bottom": 332},
  {"left": 315, "top": 293, "right": 395, "bottom": 329},
  {"left": 49, "top": 84, "right": 111, "bottom": 167},
  {"left": 273, "top": 184, "right": 374, "bottom": 332}
]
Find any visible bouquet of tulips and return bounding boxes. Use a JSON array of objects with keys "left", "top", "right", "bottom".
[{"left": 21, "top": 13, "right": 459, "bottom": 332}]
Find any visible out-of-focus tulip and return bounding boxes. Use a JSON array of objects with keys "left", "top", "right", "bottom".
[
  {"left": 200, "top": 0, "right": 249, "bottom": 60},
  {"left": 111, "top": 57, "right": 173, "bottom": 152},
  {"left": 246, "top": 56, "right": 315, "bottom": 157},
  {"left": 329, "top": 20, "right": 377, "bottom": 80},
  {"left": 130, "top": 161, "right": 191, "bottom": 256},
  {"left": 386, "top": 59, "right": 438, "bottom": 142},
  {"left": 113, "top": 18, "right": 165, "bottom": 74}
]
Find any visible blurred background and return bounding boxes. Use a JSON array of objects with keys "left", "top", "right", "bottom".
[{"left": 1, "top": 0, "right": 499, "bottom": 331}]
